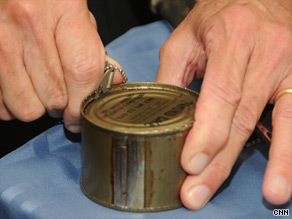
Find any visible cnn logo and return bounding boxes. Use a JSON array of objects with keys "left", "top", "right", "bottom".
[{"left": 273, "top": 209, "right": 289, "bottom": 216}]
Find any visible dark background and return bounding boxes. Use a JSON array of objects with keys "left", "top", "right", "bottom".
[{"left": 0, "top": 0, "right": 159, "bottom": 158}]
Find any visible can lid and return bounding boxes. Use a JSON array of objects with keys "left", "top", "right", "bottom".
[{"left": 82, "top": 82, "right": 198, "bottom": 135}]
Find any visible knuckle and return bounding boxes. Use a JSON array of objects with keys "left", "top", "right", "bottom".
[
  {"left": 68, "top": 106, "right": 81, "bottom": 120},
  {"left": 222, "top": 4, "right": 251, "bottom": 20},
  {"left": 209, "top": 161, "right": 231, "bottom": 182},
  {"left": 10, "top": 90, "right": 45, "bottom": 121},
  {"left": 12, "top": 1, "right": 38, "bottom": 20},
  {"left": 69, "top": 52, "right": 100, "bottom": 81},
  {"left": 46, "top": 92, "right": 67, "bottom": 112},
  {"left": 195, "top": 124, "right": 229, "bottom": 154},
  {"left": 10, "top": 0, "right": 43, "bottom": 31},
  {"left": 159, "top": 35, "right": 179, "bottom": 62},
  {"left": 208, "top": 75, "right": 241, "bottom": 108},
  {"left": 232, "top": 104, "right": 257, "bottom": 136},
  {"left": 17, "top": 103, "right": 45, "bottom": 122},
  {"left": 45, "top": 78, "right": 68, "bottom": 111},
  {"left": 205, "top": 4, "right": 252, "bottom": 40},
  {"left": 209, "top": 127, "right": 230, "bottom": 150},
  {"left": 63, "top": 107, "right": 81, "bottom": 126}
]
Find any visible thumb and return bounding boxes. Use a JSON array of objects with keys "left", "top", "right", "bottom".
[
  {"left": 56, "top": 3, "right": 105, "bottom": 133},
  {"left": 156, "top": 23, "right": 206, "bottom": 87}
]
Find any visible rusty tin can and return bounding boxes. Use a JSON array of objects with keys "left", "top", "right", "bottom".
[{"left": 81, "top": 82, "right": 198, "bottom": 212}]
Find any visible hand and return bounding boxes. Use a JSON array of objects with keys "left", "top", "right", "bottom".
[
  {"left": 157, "top": 0, "right": 292, "bottom": 209},
  {"left": 0, "top": 0, "right": 123, "bottom": 133}
]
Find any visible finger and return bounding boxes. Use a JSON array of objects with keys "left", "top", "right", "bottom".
[
  {"left": 0, "top": 88, "right": 14, "bottom": 120},
  {"left": 56, "top": 5, "right": 105, "bottom": 133},
  {"left": 180, "top": 125, "right": 246, "bottom": 210},
  {"left": 106, "top": 55, "right": 125, "bottom": 84},
  {"left": 180, "top": 46, "right": 290, "bottom": 209},
  {"left": 21, "top": 21, "right": 68, "bottom": 118},
  {"left": 0, "top": 26, "right": 45, "bottom": 121},
  {"left": 156, "top": 22, "right": 206, "bottom": 86},
  {"left": 180, "top": 80, "right": 265, "bottom": 210},
  {"left": 88, "top": 11, "right": 125, "bottom": 85},
  {"left": 0, "top": 63, "right": 45, "bottom": 122},
  {"left": 181, "top": 31, "right": 250, "bottom": 175},
  {"left": 262, "top": 77, "right": 292, "bottom": 205},
  {"left": 89, "top": 10, "right": 125, "bottom": 84}
]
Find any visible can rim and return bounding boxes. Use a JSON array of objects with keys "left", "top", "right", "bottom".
[{"left": 81, "top": 82, "right": 199, "bottom": 136}]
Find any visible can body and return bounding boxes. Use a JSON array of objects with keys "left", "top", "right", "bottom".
[{"left": 81, "top": 82, "right": 198, "bottom": 212}]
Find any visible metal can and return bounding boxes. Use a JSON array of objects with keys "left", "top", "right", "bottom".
[{"left": 81, "top": 82, "right": 199, "bottom": 212}]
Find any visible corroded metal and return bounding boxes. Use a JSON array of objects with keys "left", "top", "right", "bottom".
[{"left": 81, "top": 82, "right": 199, "bottom": 212}]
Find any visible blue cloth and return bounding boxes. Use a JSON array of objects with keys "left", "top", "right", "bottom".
[{"left": 0, "top": 21, "right": 291, "bottom": 219}]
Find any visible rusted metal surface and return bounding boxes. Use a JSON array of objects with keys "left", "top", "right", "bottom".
[{"left": 81, "top": 82, "right": 198, "bottom": 212}]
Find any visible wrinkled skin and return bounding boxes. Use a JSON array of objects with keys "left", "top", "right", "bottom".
[
  {"left": 157, "top": 0, "right": 292, "bottom": 210},
  {"left": 0, "top": 0, "right": 123, "bottom": 133}
]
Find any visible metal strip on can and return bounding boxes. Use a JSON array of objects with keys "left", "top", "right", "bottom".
[{"left": 81, "top": 82, "right": 199, "bottom": 212}]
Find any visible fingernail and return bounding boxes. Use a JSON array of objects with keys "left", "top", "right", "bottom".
[
  {"left": 66, "top": 125, "right": 81, "bottom": 133},
  {"left": 267, "top": 176, "right": 291, "bottom": 200},
  {"left": 188, "top": 153, "right": 210, "bottom": 174},
  {"left": 187, "top": 185, "right": 211, "bottom": 209}
]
